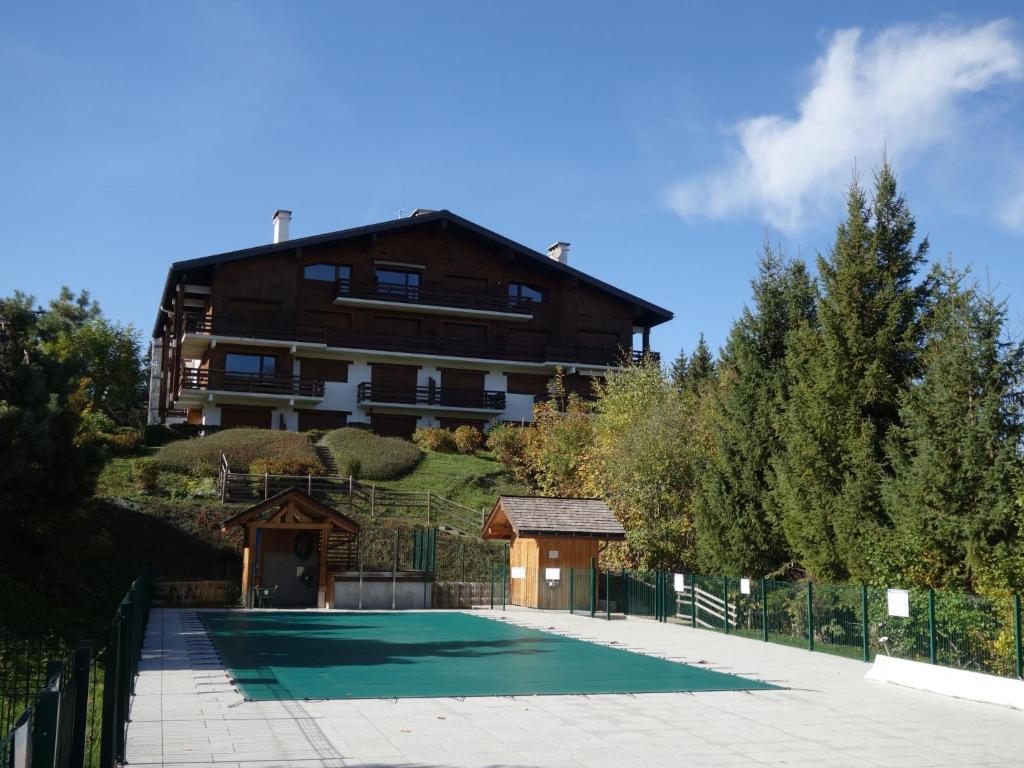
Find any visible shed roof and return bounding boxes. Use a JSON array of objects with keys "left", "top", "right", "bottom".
[
  {"left": 482, "top": 496, "right": 626, "bottom": 539},
  {"left": 220, "top": 487, "right": 360, "bottom": 534}
]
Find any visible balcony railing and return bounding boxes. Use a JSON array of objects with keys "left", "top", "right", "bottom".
[
  {"left": 335, "top": 279, "right": 540, "bottom": 315},
  {"left": 182, "top": 313, "right": 658, "bottom": 367},
  {"left": 180, "top": 368, "right": 325, "bottom": 398},
  {"left": 357, "top": 382, "right": 506, "bottom": 410}
]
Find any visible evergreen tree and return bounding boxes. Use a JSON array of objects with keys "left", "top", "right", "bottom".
[
  {"left": 670, "top": 348, "right": 689, "bottom": 393},
  {"left": 774, "top": 161, "right": 928, "bottom": 581},
  {"left": 695, "top": 243, "right": 816, "bottom": 576},
  {"left": 884, "top": 262, "right": 1023, "bottom": 590},
  {"left": 684, "top": 334, "right": 717, "bottom": 392}
]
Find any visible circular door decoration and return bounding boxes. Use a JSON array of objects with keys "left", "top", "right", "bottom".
[{"left": 293, "top": 531, "right": 314, "bottom": 560}]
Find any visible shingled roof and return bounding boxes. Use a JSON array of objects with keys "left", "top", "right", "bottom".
[{"left": 482, "top": 496, "right": 626, "bottom": 539}]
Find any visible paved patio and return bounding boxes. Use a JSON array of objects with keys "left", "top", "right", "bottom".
[{"left": 126, "top": 608, "right": 1024, "bottom": 768}]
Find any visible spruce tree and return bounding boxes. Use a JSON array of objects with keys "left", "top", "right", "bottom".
[
  {"left": 884, "top": 262, "right": 1023, "bottom": 590},
  {"left": 695, "top": 243, "right": 816, "bottom": 576},
  {"left": 670, "top": 348, "right": 689, "bottom": 393},
  {"left": 774, "top": 161, "right": 928, "bottom": 581},
  {"left": 684, "top": 334, "right": 717, "bottom": 392}
]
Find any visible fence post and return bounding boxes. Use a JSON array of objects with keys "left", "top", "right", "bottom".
[
  {"left": 606, "top": 570, "right": 611, "bottom": 621},
  {"left": 761, "top": 578, "right": 768, "bottom": 642},
  {"left": 690, "top": 576, "right": 697, "bottom": 628},
  {"left": 1015, "top": 594, "right": 1022, "bottom": 680},
  {"left": 68, "top": 642, "right": 92, "bottom": 768},
  {"left": 371, "top": 485, "right": 376, "bottom": 517},
  {"left": 569, "top": 567, "right": 575, "bottom": 614},
  {"left": 621, "top": 568, "right": 628, "bottom": 616},
  {"left": 806, "top": 581, "right": 814, "bottom": 652},
  {"left": 490, "top": 564, "right": 494, "bottom": 609},
  {"left": 928, "top": 588, "right": 937, "bottom": 665},
  {"left": 307, "top": 474, "right": 312, "bottom": 495},
  {"left": 861, "top": 584, "right": 869, "bottom": 662},
  {"left": 500, "top": 561, "right": 506, "bottom": 611},
  {"left": 722, "top": 576, "right": 729, "bottom": 634},
  {"left": 263, "top": 473, "right": 269, "bottom": 500},
  {"left": 589, "top": 558, "right": 596, "bottom": 618},
  {"left": 31, "top": 664, "right": 61, "bottom": 768},
  {"left": 426, "top": 490, "right": 432, "bottom": 526}
]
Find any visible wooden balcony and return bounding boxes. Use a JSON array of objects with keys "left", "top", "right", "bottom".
[
  {"left": 357, "top": 382, "right": 506, "bottom": 411},
  {"left": 334, "top": 279, "right": 538, "bottom": 317},
  {"left": 179, "top": 368, "right": 325, "bottom": 398},
  {"left": 182, "top": 314, "right": 658, "bottom": 367}
]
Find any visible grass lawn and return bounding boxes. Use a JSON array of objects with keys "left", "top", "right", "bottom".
[{"left": 375, "top": 449, "right": 527, "bottom": 513}]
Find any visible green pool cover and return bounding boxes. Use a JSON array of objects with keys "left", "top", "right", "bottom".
[{"left": 199, "top": 611, "right": 777, "bottom": 700}]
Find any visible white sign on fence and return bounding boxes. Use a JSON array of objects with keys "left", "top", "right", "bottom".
[
  {"left": 548, "top": 550, "right": 559, "bottom": 559},
  {"left": 545, "top": 567, "right": 561, "bottom": 581},
  {"left": 887, "top": 588, "right": 911, "bottom": 618},
  {"left": 673, "top": 573, "right": 686, "bottom": 592},
  {"left": 510, "top": 566, "right": 526, "bottom": 580},
  {"left": 740, "top": 578, "right": 752, "bottom": 595}
]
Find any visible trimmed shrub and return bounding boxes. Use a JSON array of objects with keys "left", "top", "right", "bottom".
[
  {"left": 144, "top": 424, "right": 176, "bottom": 446},
  {"left": 412, "top": 427, "right": 457, "bottom": 453},
  {"left": 452, "top": 425, "right": 484, "bottom": 455},
  {"left": 154, "top": 428, "right": 323, "bottom": 476},
  {"left": 132, "top": 458, "right": 160, "bottom": 491},
  {"left": 107, "top": 427, "right": 143, "bottom": 455},
  {"left": 303, "top": 428, "right": 329, "bottom": 445},
  {"left": 320, "top": 428, "right": 422, "bottom": 480}
]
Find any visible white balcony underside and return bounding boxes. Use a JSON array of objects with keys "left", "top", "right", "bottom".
[
  {"left": 357, "top": 400, "right": 505, "bottom": 415},
  {"left": 175, "top": 387, "right": 324, "bottom": 408},
  {"left": 181, "top": 333, "right": 622, "bottom": 372}
]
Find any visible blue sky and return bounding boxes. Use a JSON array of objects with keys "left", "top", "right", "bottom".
[{"left": 2, "top": 2, "right": 1023, "bottom": 361}]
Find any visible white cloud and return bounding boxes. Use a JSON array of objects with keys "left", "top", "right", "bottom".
[
  {"left": 669, "top": 20, "right": 1023, "bottom": 231},
  {"left": 1002, "top": 186, "right": 1024, "bottom": 232}
]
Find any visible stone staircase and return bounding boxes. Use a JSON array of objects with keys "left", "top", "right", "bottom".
[{"left": 315, "top": 445, "right": 339, "bottom": 475}]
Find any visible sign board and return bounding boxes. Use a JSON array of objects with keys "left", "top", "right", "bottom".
[
  {"left": 673, "top": 573, "right": 686, "bottom": 592},
  {"left": 740, "top": 578, "right": 751, "bottom": 595},
  {"left": 545, "top": 567, "right": 561, "bottom": 581},
  {"left": 548, "top": 550, "right": 559, "bottom": 559},
  {"left": 510, "top": 566, "right": 526, "bottom": 580},
  {"left": 887, "top": 588, "right": 910, "bottom": 618}
]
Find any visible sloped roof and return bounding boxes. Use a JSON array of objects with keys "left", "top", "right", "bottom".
[
  {"left": 153, "top": 209, "right": 673, "bottom": 337},
  {"left": 220, "top": 487, "right": 360, "bottom": 533},
  {"left": 482, "top": 496, "right": 626, "bottom": 539}
]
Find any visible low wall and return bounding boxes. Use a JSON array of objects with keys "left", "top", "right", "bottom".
[
  {"left": 332, "top": 572, "right": 433, "bottom": 610},
  {"left": 866, "top": 655, "right": 1024, "bottom": 711},
  {"left": 433, "top": 581, "right": 492, "bottom": 609}
]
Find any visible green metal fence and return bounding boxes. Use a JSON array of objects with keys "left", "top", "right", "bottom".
[
  {"left": 0, "top": 573, "right": 151, "bottom": 768},
  {"left": 485, "top": 566, "right": 1023, "bottom": 680}
]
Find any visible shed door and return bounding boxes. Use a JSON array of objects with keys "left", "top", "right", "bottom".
[{"left": 440, "top": 369, "right": 484, "bottom": 408}]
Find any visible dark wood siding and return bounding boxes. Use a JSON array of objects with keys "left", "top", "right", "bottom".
[
  {"left": 220, "top": 405, "right": 273, "bottom": 429},
  {"left": 297, "top": 409, "right": 349, "bottom": 431},
  {"left": 370, "top": 414, "right": 418, "bottom": 439},
  {"left": 505, "top": 373, "right": 550, "bottom": 396}
]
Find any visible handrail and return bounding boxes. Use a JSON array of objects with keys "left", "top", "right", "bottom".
[
  {"left": 335, "top": 278, "right": 540, "bottom": 315},
  {"left": 356, "top": 382, "right": 506, "bottom": 410},
  {"left": 180, "top": 368, "right": 325, "bottom": 398}
]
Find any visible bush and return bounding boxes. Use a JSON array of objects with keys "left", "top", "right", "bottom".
[
  {"left": 412, "top": 427, "right": 457, "bottom": 453},
  {"left": 320, "top": 428, "right": 422, "bottom": 480},
  {"left": 303, "top": 428, "right": 328, "bottom": 445},
  {"left": 453, "top": 425, "right": 484, "bottom": 455},
  {"left": 250, "top": 456, "right": 326, "bottom": 476},
  {"left": 144, "top": 424, "right": 177, "bottom": 446},
  {"left": 107, "top": 427, "right": 143, "bottom": 455},
  {"left": 346, "top": 421, "right": 373, "bottom": 431},
  {"left": 486, "top": 423, "right": 530, "bottom": 474},
  {"left": 153, "top": 428, "right": 323, "bottom": 476},
  {"left": 132, "top": 458, "right": 160, "bottom": 491}
]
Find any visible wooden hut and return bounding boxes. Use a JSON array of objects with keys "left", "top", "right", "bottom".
[
  {"left": 481, "top": 496, "right": 625, "bottom": 609},
  {"left": 221, "top": 488, "right": 360, "bottom": 609}
]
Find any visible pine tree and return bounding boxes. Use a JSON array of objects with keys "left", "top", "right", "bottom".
[
  {"left": 669, "top": 348, "right": 689, "bottom": 393},
  {"left": 684, "top": 334, "right": 717, "bottom": 392},
  {"left": 773, "top": 161, "right": 928, "bottom": 581},
  {"left": 695, "top": 243, "right": 816, "bottom": 576},
  {"left": 884, "top": 262, "right": 1023, "bottom": 590}
]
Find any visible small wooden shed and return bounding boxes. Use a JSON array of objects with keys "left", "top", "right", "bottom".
[
  {"left": 481, "top": 496, "right": 626, "bottom": 609},
  {"left": 221, "top": 487, "right": 360, "bottom": 609}
]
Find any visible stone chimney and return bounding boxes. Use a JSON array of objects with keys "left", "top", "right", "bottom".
[
  {"left": 547, "top": 241, "right": 570, "bottom": 264},
  {"left": 273, "top": 209, "right": 292, "bottom": 244}
]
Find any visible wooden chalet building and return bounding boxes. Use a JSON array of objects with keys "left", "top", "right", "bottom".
[{"left": 149, "top": 209, "right": 672, "bottom": 438}]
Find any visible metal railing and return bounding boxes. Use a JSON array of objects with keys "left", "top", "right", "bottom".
[
  {"left": 335, "top": 278, "right": 541, "bottom": 315},
  {"left": 179, "top": 368, "right": 325, "bottom": 398},
  {"left": 0, "top": 574, "right": 151, "bottom": 768},
  {"left": 356, "top": 382, "right": 506, "bottom": 410}
]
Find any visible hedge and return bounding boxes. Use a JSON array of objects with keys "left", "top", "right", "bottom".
[
  {"left": 320, "top": 428, "right": 422, "bottom": 480},
  {"left": 154, "top": 429, "right": 324, "bottom": 476}
]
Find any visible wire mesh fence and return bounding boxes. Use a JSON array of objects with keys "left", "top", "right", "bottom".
[{"left": 482, "top": 565, "right": 1023, "bottom": 680}]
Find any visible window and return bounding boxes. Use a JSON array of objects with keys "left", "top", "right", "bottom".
[
  {"left": 303, "top": 263, "right": 352, "bottom": 290},
  {"left": 375, "top": 269, "right": 420, "bottom": 299},
  {"left": 508, "top": 282, "right": 545, "bottom": 305},
  {"left": 224, "top": 353, "right": 276, "bottom": 377}
]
